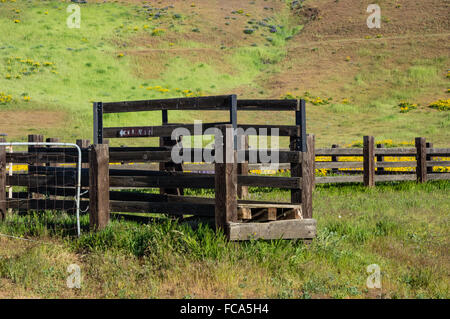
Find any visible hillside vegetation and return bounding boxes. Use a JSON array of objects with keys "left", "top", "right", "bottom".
[{"left": 0, "top": 0, "right": 449, "bottom": 146}]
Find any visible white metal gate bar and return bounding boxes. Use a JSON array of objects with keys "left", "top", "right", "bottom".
[{"left": 0, "top": 142, "right": 83, "bottom": 237}]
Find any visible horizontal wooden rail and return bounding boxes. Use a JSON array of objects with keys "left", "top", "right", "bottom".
[
  {"left": 6, "top": 199, "right": 88, "bottom": 212},
  {"left": 102, "top": 95, "right": 233, "bottom": 113},
  {"left": 103, "top": 124, "right": 300, "bottom": 138},
  {"left": 110, "top": 200, "right": 215, "bottom": 216},
  {"left": 237, "top": 99, "right": 298, "bottom": 111}
]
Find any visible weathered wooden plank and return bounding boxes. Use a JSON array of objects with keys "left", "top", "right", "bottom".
[
  {"left": 6, "top": 199, "right": 89, "bottom": 212},
  {"left": 301, "top": 135, "right": 314, "bottom": 219},
  {"left": 427, "top": 173, "right": 450, "bottom": 180},
  {"left": 427, "top": 148, "right": 450, "bottom": 156},
  {"left": 427, "top": 161, "right": 450, "bottom": 167},
  {"left": 315, "top": 176, "right": 364, "bottom": 184},
  {"left": 315, "top": 161, "right": 363, "bottom": 169},
  {"left": 227, "top": 218, "right": 316, "bottom": 240},
  {"left": 89, "top": 144, "right": 110, "bottom": 231},
  {"left": 363, "top": 136, "right": 375, "bottom": 187},
  {"left": 7, "top": 174, "right": 80, "bottom": 187},
  {"left": 315, "top": 148, "right": 363, "bottom": 156},
  {"left": 104, "top": 124, "right": 300, "bottom": 138},
  {"left": 6, "top": 152, "right": 87, "bottom": 164},
  {"left": 376, "top": 161, "right": 416, "bottom": 168},
  {"left": 110, "top": 174, "right": 215, "bottom": 189},
  {"left": 374, "top": 175, "right": 416, "bottom": 182},
  {"left": 102, "top": 95, "right": 232, "bottom": 113},
  {"left": 373, "top": 148, "right": 417, "bottom": 156},
  {"left": 238, "top": 175, "right": 302, "bottom": 189},
  {"left": 215, "top": 124, "right": 237, "bottom": 234},
  {"left": 110, "top": 200, "right": 215, "bottom": 216},
  {"left": 237, "top": 99, "right": 297, "bottom": 111}
]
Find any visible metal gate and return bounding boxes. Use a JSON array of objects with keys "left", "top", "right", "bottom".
[{"left": 0, "top": 142, "right": 83, "bottom": 237}]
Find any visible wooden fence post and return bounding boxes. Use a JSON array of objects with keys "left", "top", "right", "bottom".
[
  {"left": 311, "top": 134, "right": 316, "bottom": 190},
  {"left": 296, "top": 134, "right": 314, "bottom": 218},
  {"left": 237, "top": 134, "right": 248, "bottom": 199},
  {"left": 415, "top": 137, "right": 427, "bottom": 183},
  {"left": 426, "top": 142, "right": 433, "bottom": 174},
  {"left": 331, "top": 144, "right": 339, "bottom": 175},
  {"left": 363, "top": 136, "right": 375, "bottom": 187},
  {"left": 0, "top": 143, "right": 6, "bottom": 221},
  {"left": 89, "top": 144, "right": 110, "bottom": 231},
  {"left": 376, "top": 144, "right": 385, "bottom": 175},
  {"left": 76, "top": 139, "right": 90, "bottom": 169},
  {"left": 301, "top": 134, "right": 314, "bottom": 219},
  {"left": 215, "top": 124, "right": 237, "bottom": 235}
]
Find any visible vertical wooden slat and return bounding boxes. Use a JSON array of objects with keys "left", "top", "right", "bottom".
[
  {"left": 416, "top": 137, "right": 427, "bottom": 183},
  {"left": 89, "top": 144, "right": 110, "bottom": 231},
  {"left": 363, "top": 136, "right": 375, "bottom": 187},
  {"left": 290, "top": 129, "right": 301, "bottom": 205},
  {"left": 237, "top": 134, "right": 248, "bottom": 199},
  {"left": 426, "top": 142, "right": 433, "bottom": 174},
  {"left": 376, "top": 143, "right": 385, "bottom": 175},
  {"left": 215, "top": 124, "right": 237, "bottom": 236},
  {"left": 301, "top": 134, "right": 314, "bottom": 219},
  {"left": 0, "top": 143, "right": 6, "bottom": 221}
]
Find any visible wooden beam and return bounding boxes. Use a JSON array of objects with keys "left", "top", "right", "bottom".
[
  {"left": 89, "top": 144, "right": 110, "bottom": 231},
  {"left": 102, "top": 95, "right": 232, "bottom": 113},
  {"left": 227, "top": 219, "right": 316, "bottom": 240},
  {"left": 214, "top": 124, "right": 237, "bottom": 235},
  {"left": 363, "top": 136, "right": 375, "bottom": 187},
  {"left": 237, "top": 99, "right": 298, "bottom": 111},
  {"left": 301, "top": 134, "right": 314, "bottom": 219}
]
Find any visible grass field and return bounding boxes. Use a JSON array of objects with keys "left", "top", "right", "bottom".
[{"left": 0, "top": 181, "right": 448, "bottom": 299}]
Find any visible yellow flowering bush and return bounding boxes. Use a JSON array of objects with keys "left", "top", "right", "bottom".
[
  {"left": 281, "top": 91, "right": 331, "bottom": 105},
  {"left": 0, "top": 92, "right": 13, "bottom": 105},
  {"left": 428, "top": 99, "right": 450, "bottom": 111},
  {"left": 151, "top": 28, "right": 165, "bottom": 36},
  {"left": 398, "top": 101, "right": 418, "bottom": 113}
]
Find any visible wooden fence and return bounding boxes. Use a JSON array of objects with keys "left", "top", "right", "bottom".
[
  {"left": 0, "top": 96, "right": 317, "bottom": 241},
  {"left": 314, "top": 136, "right": 450, "bottom": 185}
]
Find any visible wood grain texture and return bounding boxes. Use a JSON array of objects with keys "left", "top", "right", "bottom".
[
  {"left": 415, "top": 137, "right": 427, "bottom": 183},
  {"left": 363, "top": 136, "right": 375, "bottom": 187},
  {"left": 214, "top": 124, "right": 237, "bottom": 234},
  {"left": 89, "top": 144, "right": 110, "bottom": 231},
  {"left": 228, "top": 218, "right": 316, "bottom": 240}
]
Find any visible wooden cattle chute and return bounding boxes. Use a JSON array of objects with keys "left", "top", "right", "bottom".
[{"left": 91, "top": 95, "right": 316, "bottom": 240}]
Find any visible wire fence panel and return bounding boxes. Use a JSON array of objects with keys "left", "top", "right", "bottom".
[{"left": 0, "top": 142, "right": 83, "bottom": 237}]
